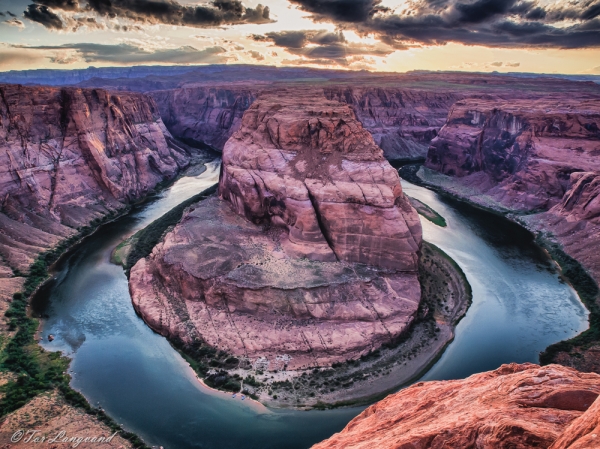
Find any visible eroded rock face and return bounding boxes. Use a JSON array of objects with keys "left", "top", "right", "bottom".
[
  {"left": 219, "top": 91, "right": 422, "bottom": 271},
  {"left": 151, "top": 84, "right": 461, "bottom": 162},
  {"left": 0, "top": 84, "right": 193, "bottom": 273},
  {"left": 151, "top": 85, "right": 257, "bottom": 150},
  {"left": 425, "top": 98, "right": 600, "bottom": 212},
  {"left": 325, "top": 87, "right": 462, "bottom": 161},
  {"left": 313, "top": 363, "right": 600, "bottom": 449},
  {"left": 129, "top": 92, "right": 422, "bottom": 370}
]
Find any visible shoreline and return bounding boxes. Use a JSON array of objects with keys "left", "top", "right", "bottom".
[
  {"left": 399, "top": 163, "right": 599, "bottom": 370},
  {"left": 3, "top": 159, "right": 215, "bottom": 449},
  {"left": 154, "top": 241, "right": 472, "bottom": 411}
]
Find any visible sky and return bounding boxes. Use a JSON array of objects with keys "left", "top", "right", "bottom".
[{"left": 0, "top": 0, "right": 598, "bottom": 74}]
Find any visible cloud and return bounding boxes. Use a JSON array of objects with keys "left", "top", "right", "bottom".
[
  {"left": 0, "top": 50, "right": 44, "bottom": 67},
  {"left": 85, "top": 0, "right": 272, "bottom": 27},
  {"left": 22, "top": 0, "right": 272, "bottom": 30},
  {"left": 288, "top": 0, "right": 389, "bottom": 23},
  {"left": 506, "top": 61, "right": 520, "bottom": 67},
  {"left": 490, "top": 61, "right": 502, "bottom": 67},
  {"left": 248, "top": 50, "right": 264, "bottom": 60},
  {"left": 288, "top": 0, "right": 600, "bottom": 49},
  {"left": 34, "top": 0, "right": 79, "bottom": 11},
  {"left": 4, "top": 18, "right": 25, "bottom": 28},
  {"left": 19, "top": 43, "right": 231, "bottom": 64},
  {"left": 253, "top": 29, "right": 393, "bottom": 65},
  {"left": 24, "top": 4, "right": 64, "bottom": 29}
]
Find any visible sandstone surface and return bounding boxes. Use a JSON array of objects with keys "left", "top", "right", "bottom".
[
  {"left": 150, "top": 85, "right": 257, "bottom": 150},
  {"left": 425, "top": 97, "right": 600, "bottom": 213},
  {"left": 313, "top": 363, "right": 600, "bottom": 449},
  {"left": 0, "top": 83, "right": 196, "bottom": 275},
  {"left": 129, "top": 92, "right": 422, "bottom": 370}
]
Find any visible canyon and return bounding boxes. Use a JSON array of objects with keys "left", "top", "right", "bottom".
[
  {"left": 129, "top": 92, "right": 423, "bottom": 372},
  {"left": 0, "top": 83, "right": 205, "bottom": 278},
  {"left": 0, "top": 67, "right": 599, "bottom": 448}
]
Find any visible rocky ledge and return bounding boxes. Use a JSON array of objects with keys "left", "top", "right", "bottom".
[
  {"left": 129, "top": 92, "right": 423, "bottom": 372},
  {"left": 314, "top": 363, "right": 600, "bottom": 449}
]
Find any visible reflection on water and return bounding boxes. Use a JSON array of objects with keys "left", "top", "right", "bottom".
[
  {"left": 32, "top": 164, "right": 589, "bottom": 449},
  {"left": 401, "top": 180, "right": 588, "bottom": 381}
]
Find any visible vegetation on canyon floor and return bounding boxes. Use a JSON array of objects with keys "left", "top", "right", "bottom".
[
  {"left": 0, "top": 210, "right": 150, "bottom": 447},
  {"left": 539, "top": 236, "right": 600, "bottom": 366},
  {"left": 120, "top": 184, "right": 219, "bottom": 273},
  {"left": 407, "top": 196, "right": 447, "bottom": 227}
]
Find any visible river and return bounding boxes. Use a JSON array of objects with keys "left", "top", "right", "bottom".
[{"left": 32, "top": 162, "right": 589, "bottom": 449}]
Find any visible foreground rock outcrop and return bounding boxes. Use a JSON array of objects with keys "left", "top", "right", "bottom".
[
  {"left": 130, "top": 92, "right": 422, "bottom": 370},
  {"left": 314, "top": 363, "right": 600, "bottom": 449},
  {"left": 0, "top": 83, "right": 196, "bottom": 275}
]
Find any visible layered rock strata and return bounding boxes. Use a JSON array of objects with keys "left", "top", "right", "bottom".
[
  {"left": 0, "top": 84, "right": 195, "bottom": 275},
  {"left": 150, "top": 85, "right": 257, "bottom": 151},
  {"left": 324, "top": 87, "right": 463, "bottom": 161},
  {"left": 150, "top": 84, "right": 461, "bottom": 161},
  {"left": 129, "top": 93, "right": 422, "bottom": 370},
  {"left": 313, "top": 363, "right": 600, "bottom": 449},
  {"left": 425, "top": 98, "right": 600, "bottom": 213}
]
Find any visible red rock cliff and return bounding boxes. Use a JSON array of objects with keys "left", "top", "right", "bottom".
[
  {"left": 0, "top": 84, "right": 193, "bottom": 274},
  {"left": 324, "top": 86, "right": 463, "bottom": 161},
  {"left": 313, "top": 363, "right": 600, "bottom": 449}
]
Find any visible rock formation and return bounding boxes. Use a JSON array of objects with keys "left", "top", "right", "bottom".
[
  {"left": 324, "top": 87, "right": 462, "bottom": 161},
  {"left": 150, "top": 85, "right": 257, "bottom": 150},
  {"left": 129, "top": 92, "right": 422, "bottom": 370},
  {"left": 313, "top": 363, "right": 600, "bottom": 449},
  {"left": 425, "top": 97, "right": 600, "bottom": 213},
  {"left": 0, "top": 83, "right": 195, "bottom": 275},
  {"left": 150, "top": 83, "right": 463, "bottom": 160}
]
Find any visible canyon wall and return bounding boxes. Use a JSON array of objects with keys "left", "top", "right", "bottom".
[
  {"left": 129, "top": 92, "right": 422, "bottom": 370},
  {"left": 149, "top": 84, "right": 462, "bottom": 161},
  {"left": 425, "top": 97, "right": 600, "bottom": 213},
  {"left": 0, "top": 83, "right": 194, "bottom": 275},
  {"left": 150, "top": 85, "right": 257, "bottom": 151},
  {"left": 314, "top": 363, "right": 600, "bottom": 449},
  {"left": 324, "top": 87, "right": 463, "bottom": 161}
]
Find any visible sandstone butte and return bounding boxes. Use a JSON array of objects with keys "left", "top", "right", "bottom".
[
  {"left": 313, "top": 363, "right": 600, "bottom": 449},
  {"left": 422, "top": 97, "right": 600, "bottom": 371},
  {"left": 129, "top": 92, "right": 423, "bottom": 370},
  {"left": 149, "top": 83, "right": 463, "bottom": 161},
  {"left": 0, "top": 83, "right": 197, "bottom": 310}
]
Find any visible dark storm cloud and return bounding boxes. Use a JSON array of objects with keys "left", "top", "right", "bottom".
[
  {"left": 35, "top": 0, "right": 79, "bottom": 10},
  {"left": 85, "top": 0, "right": 271, "bottom": 27},
  {"left": 288, "top": 0, "right": 600, "bottom": 48},
  {"left": 24, "top": 4, "right": 64, "bottom": 29},
  {"left": 21, "top": 0, "right": 271, "bottom": 30},
  {"left": 288, "top": 0, "right": 388, "bottom": 23},
  {"left": 254, "top": 29, "right": 392, "bottom": 65},
  {"left": 18, "top": 42, "right": 230, "bottom": 64}
]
